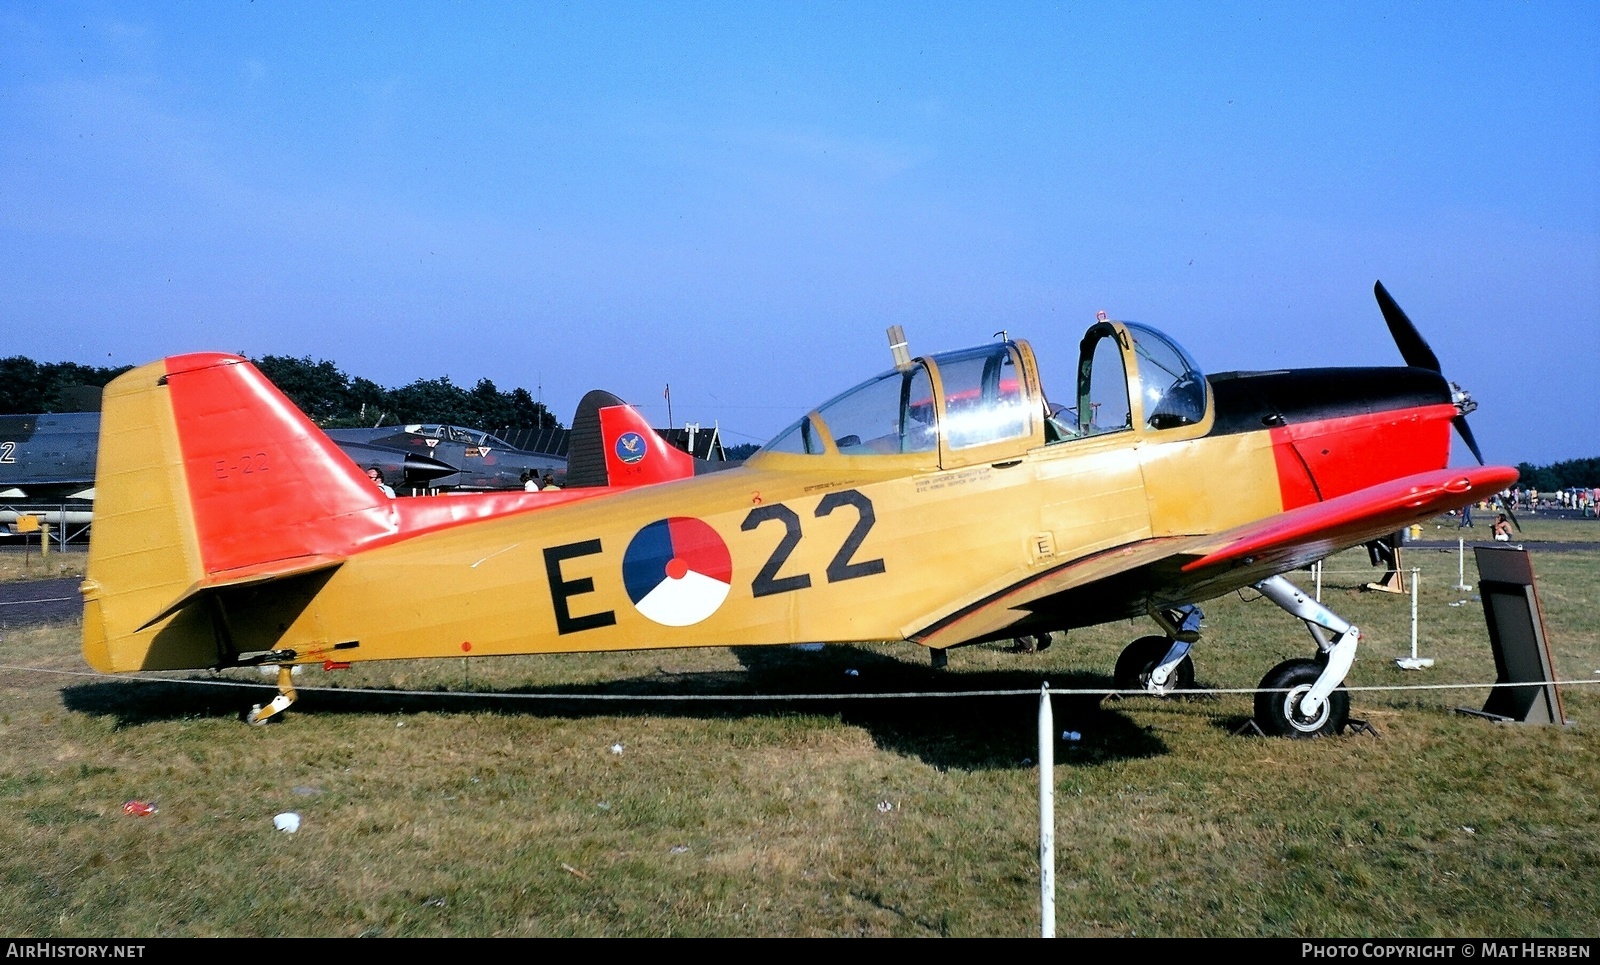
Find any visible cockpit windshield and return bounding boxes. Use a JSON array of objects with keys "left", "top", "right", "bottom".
[
  {"left": 762, "top": 415, "right": 823, "bottom": 455},
  {"left": 1126, "top": 323, "right": 1208, "bottom": 430},
  {"left": 764, "top": 364, "right": 939, "bottom": 456},
  {"left": 818, "top": 365, "right": 938, "bottom": 455},
  {"left": 403, "top": 424, "right": 510, "bottom": 447}
]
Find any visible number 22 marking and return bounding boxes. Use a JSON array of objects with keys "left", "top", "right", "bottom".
[{"left": 741, "top": 489, "right": 885, "bottom": 598}]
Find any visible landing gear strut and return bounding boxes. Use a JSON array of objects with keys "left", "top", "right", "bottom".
[
  {"left": 1114, "top": 604, "right": 1201, "bottom": 695},
  {"left": 1251, "top": 575, "right": 1356, "bottom": 737},
  {"left": 1113, "top": 636, "right": 1194, "bottom": 695}
]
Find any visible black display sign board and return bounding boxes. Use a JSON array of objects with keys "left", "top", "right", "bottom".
[{"left": 1469, "top": 546, "right": 1565, "bottom": 725}]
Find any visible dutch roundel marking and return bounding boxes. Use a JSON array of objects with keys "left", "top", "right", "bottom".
[
  {"left": 615, "top": 431, "right": 648, "bottom": 465},
  {"left": 621, "top": 517, "right": 733, "bottom": 626}
]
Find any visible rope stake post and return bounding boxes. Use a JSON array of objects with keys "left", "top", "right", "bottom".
[
  {"left": 1038, "top": 682, "right": 1055, "bottom": 938},
  {"left": 1396, "top": 567, "right": 1433, "bottom": 670}
]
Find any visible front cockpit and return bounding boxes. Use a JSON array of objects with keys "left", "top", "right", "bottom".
[
  {"left": 1072, "top": 321, "right": 1209, "bottom": 437},
  {"left": 752, "top": 320, "right": 1212, "bottom": 470}
]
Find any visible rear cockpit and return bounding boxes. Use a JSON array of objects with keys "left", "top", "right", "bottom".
[{"left": 759, "top": 341, "right": 1039, "bottom": 466}]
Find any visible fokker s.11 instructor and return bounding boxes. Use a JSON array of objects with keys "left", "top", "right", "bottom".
[{"left": 80, "top": 283, "right": 1514, "bottom": 737}]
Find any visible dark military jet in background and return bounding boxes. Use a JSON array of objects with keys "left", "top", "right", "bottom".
[
  {"left": 0, "top": 412, "right": 101, "bottom": 502},
  {"left": 320, "top": 437, "right": 458, "bottom": 491},
  {"left": 1, "top": 412, "right": 101, "bottom": 530},
  {"left": 2, "top": 411, "right": 461, "bottom": 505},
  {"left": 5, "top": 389, "right": 717, "bottom": 535},
  {"left": 324, "top": 424, "right": 566, "bottom": 491}
]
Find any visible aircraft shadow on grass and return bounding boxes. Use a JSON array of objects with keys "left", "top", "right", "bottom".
[{"left": 59, "top": 642, "right": 1170, "bottom": 771}]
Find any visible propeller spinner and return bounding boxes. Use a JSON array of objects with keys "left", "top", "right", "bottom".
[{"left": 1373, "top": 280, "right": 1486, "bottom": 466}]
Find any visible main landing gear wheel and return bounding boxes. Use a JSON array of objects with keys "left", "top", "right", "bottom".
[
  {"left": 1254, "top": 658, "right": 1350, "bottom": 738},
  {"left": 1113, "top": 635, "right": 1194, "bottom": 694}
]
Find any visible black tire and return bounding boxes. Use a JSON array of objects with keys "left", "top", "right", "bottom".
[
  {"left": 1253, "top": 658, "right": 1350, "bottom": 738},
  {"left": 1113, "top": 635, "right": 1195, "bottom": 694}
]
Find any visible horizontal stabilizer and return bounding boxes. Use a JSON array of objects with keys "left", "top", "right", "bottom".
[{"left": 135, "top": 554, "right": 346, "bottom": 631}]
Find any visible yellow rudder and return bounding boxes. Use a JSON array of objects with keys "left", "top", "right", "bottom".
[{"left": 81, "top": 360, "right": 213, "bottom": 672}]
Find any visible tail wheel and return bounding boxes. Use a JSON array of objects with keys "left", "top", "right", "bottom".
[
  {"left": 1254, "top": 658, "right": 1350, "bottom": 738},
  {"left": 1009, "top": 633, "right": 1054, "bottom": 653},
  {"left": 1113, "top": 635, "right": 1195, "bottom": 694}
]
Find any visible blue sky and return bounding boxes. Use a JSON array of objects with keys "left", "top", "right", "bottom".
[{"left": 3, "top": 2, "right": 1596, "bottom": 463}]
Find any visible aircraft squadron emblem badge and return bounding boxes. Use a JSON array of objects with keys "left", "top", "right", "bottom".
[{"left": 615, "top": 431, "right": 648, "bottom": 464}]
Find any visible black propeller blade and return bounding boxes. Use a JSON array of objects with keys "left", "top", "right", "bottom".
[
  {"left": 1374, "top": 280, "right": 1442, "bottom": 372},
  {"left": 1453, "top": 412, "right": 1486, "bottom": 466},
  {"left": 1373, "top": 280, "right": 1485, "bottom": 466}
]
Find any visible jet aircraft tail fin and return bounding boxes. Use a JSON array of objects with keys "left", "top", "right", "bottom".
[
  {"left": 565, "top": 389, "right": 696, "bottom": 489},
  {"left": 83, "top": 353, "right": 395, "bottom": 672}
]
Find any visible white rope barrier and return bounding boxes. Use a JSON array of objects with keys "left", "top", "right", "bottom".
[
  {"left": 0, "top": 596, "right": 77, "bottom": 607},
  {"left": 1, "top": 662, "right": 1595, "bottom": 700}
]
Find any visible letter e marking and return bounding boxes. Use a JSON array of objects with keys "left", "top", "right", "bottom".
[{"left": 544, "top": 540, "right": 617, "bottom": 635}]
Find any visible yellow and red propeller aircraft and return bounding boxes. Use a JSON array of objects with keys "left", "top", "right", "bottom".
[{"left": 81, "top": 282, "right": 1515, "bottom": 737}]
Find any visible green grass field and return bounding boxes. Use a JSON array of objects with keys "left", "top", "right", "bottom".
[
  {"left": 0, "top": 522, "right": 1596, "bottom": 936},
  {"left": 0, "top": 545, "right": 86, "bottom": 582}
]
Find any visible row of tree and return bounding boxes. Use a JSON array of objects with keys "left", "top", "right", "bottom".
[
  {"left": 1514, "top": 458, "right": 1600, "bottom": 492},
  {"left": 0, "top": 357, "right": 131, "bottom": 414},
  {"left": 250, "top": 356, "right": 558, "bottom": 431},
  {"left": 0, "top": 355, "right": 561, "bottom": 432}
]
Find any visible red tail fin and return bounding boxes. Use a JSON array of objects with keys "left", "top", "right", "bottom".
[
  {"left": 163, "top": 353, "right": 394, "bottom": 574},
  {"left": 565, "top": 389, "right": 696, "bottom": 488},
  {"left": 598, "top": 403, "right": 695, "bottom": 487}
]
